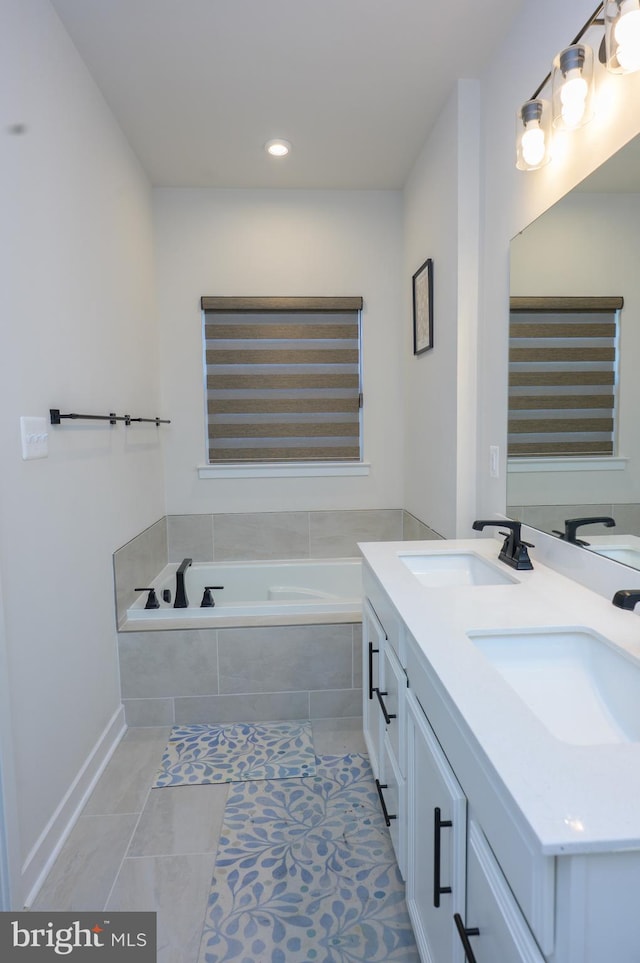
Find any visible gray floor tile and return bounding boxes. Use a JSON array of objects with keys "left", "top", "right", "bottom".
[
  {"left": 128, "top": 785, "right": 229, "bottom": 858},
  {"left": 84, "top": 727, "right": 171, "bottom": 815},
  {"left": 106, "top": 853, "right": 216, "bottom": 963},
  {"left": 312, "top": 717, "right": 367, "bottom": 755},
  {"left": 31, "top": 813, "right": 138, "bottom": 911}
]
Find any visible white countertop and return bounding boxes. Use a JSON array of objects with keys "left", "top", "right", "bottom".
[{"left": 359, "top": 536, "right": 640, "bottom": 856}]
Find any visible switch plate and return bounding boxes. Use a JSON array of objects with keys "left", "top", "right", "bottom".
[
  {"left": 20, "top": 416, "right": 48, "bottom": 460},
  {"left": 489, "top": 445, "right": 499, "bottom": 478}
]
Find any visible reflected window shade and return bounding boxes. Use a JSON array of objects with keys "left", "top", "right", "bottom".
[
  {"left": 202, "top": 298, "right": 363, "bottom": 463},
  {"left": 508, "top": 297, "right": 621, "bottom": 458}
]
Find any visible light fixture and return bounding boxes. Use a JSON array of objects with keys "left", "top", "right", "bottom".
[
  {"left": 265, "top": 139, "right": 291, "bottom": 157},
  {"left": 516, "top": 99, "right": 552, "bottom": 170},
  {"left": 552, "top": 44, "right": 595, "bottom": 129},
  {"left": 604, "top": 0, "right": 640, "bottom": 73}
]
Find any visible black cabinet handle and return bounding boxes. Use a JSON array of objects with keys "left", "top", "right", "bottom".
[
  {"left": 454, "top": 913, "right": 480, "bottom": 963},
  {"left": 374, "top": 687, "right": 396, "bottom": 725},
  {"left": 374, "top": 778, "right": 397, "bottom": 827},
  {"left": 433, "top": 806, "right": 453, "bottom": 907},
  {"left": 368, "top": 641, "right": 379, "bottom": 700}
]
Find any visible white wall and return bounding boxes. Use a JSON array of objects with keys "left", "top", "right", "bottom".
[
  {"left": 476, "top": 0, "right": 640, "bottom": 522},
  {"left": 509, "top": 191, "right": 640, "bottom": 507},
  {"left": 1, "top": 0, "right": 164, "bottom": 905},
  {"left": 154, "top": 188, "right": 404, "bottom": 514},
  {"left": 402, "top": 81, "right": 481, "bottom": 538}
]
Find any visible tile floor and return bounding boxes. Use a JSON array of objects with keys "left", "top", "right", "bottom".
[{"left": 31, "top": 719, "right": 418, "bottom": 963}]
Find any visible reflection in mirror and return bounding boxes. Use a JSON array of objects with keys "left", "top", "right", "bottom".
[{"left": 507, "top": 135, "right": 640, "bottom": 570}]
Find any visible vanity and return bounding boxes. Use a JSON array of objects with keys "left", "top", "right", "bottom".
[{"left": 360, "top": 536, "right": 640, "bottom": 962}]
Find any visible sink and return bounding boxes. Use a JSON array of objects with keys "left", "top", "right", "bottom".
[
  {"left": 468, "top": 628, "right": 640, "bottom": 745},
  {"left": 591, "top": 546, "right": 640, "bottom": 567},
  {"left": 399, "top": 552, "right": 517, "bottom": 587}
]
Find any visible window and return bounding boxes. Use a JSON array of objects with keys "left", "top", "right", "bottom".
[
  {"left": 201, "top": 296, "right": 363, "bottom": 464},
  {"left": 508, "top": 296, "right": 622, "bottom": 458}
]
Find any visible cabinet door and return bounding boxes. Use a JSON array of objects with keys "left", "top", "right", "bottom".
[
  {"left": 362, "top": 598, "right": 385, "bottom": 777},
  {"left": 382, "top": 639, "right": 406, "bottom": 777},
  {"left": 406, "top": 690, "right": 467, "bottom": 963},
  {"left": 379, "top": 735, "right": 406, "bottom": 878},
  {"left": 459, "top": 820, "right": 545, "bottom": 963}
]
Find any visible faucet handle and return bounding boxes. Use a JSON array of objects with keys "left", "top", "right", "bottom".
[{"left": 135, "top": 587, "right": 160, "bottom": 609}]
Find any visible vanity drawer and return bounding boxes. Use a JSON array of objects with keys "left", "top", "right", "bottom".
[{"left": 379, "top": 735, "right": 406, "bottom": 878}]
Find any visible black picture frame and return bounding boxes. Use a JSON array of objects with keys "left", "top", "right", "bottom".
[{"left": 412, "top": 258, "right": 433, "bottom": 355}]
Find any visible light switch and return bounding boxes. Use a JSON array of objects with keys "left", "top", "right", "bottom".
[
  {"left": 489, "top": 445, "right": 500, "bottom": 478},
  {"left": 20, "top": 416, "right": 48, "bottom": 460}
]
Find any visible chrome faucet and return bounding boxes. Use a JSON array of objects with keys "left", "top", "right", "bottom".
[
  {"left": 472, "top": 519, "right": 534, "bottom": 570},
  {"left": 174, "top": 557, "right": 192, "bottom": 608},
  {"left": 552, "top": 516, "right": 615, "bottom": 547}
]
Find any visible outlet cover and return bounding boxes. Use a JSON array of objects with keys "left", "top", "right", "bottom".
[{"left": 20, "top": 416, "right": 48, "bottom": 460}]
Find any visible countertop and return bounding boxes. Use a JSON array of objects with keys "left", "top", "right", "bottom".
[{"left": 359, "top": 536, "right": 640, "bottom": 856}]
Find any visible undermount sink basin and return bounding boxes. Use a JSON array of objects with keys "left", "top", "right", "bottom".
[
  {"left": 399, "top": 552, "right": 517, "bottom": 587},
  {"left": 591, "top": 546, "right": 640, "bottom": 567},
  {"left": 468, "top": 628, "right": 640, "bottom": 745}
]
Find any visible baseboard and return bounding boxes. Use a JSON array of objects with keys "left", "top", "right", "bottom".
[{"left": 21, "top": 704, "right": 126, "bottom": 908}]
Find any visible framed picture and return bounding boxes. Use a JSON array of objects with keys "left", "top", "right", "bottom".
[{"left": 412, "top": 258, "right": 433, "bottom": 355}]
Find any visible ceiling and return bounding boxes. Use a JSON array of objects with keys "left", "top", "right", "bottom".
[{"left": 50, "top": 0, "right": 523, "bottom": 190}]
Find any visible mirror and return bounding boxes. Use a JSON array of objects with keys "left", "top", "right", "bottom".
[{"left": 508, "top": 134, "right": 640, "bottom": 570}]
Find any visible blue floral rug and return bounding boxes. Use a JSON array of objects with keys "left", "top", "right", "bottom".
[
  {"left": 154, "top": 721, "right": 316, "bottom": 788},
  {"left": 198, "top": 753, "right": 418, "bottom": 963}
]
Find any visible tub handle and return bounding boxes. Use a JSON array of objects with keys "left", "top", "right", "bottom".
[
  {"left": 135, "top": 588, "right": 160, "bottom": 610},
  {"left": 201, "top": 585, "right": 225, "bottom": 608}
]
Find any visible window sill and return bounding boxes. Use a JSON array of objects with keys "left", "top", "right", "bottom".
[
  {"left": 198, "top": 461, "right": 371, "bottom": 479},
  {"left": 507, "top": 456, "right": 628, "bottom": 474}
]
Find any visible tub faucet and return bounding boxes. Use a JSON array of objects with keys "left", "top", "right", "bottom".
[
  {"left": 552, "top": 516, "right": 615, "bottom": 547},
  {"left": 472, "top": 519, "right": 534, "bottom": 570},
  {"left": 174, "top": 557, "right": 192, "bottom": 608}
]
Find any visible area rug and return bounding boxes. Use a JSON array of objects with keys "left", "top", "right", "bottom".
[
  {"left": 154, "top": 721, "right": 317, "bottom": 788},
  {"left": 197, "top": 753, "right": 419, "bottom": 963}
]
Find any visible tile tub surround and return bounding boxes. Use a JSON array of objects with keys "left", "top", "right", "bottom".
[
  {"left": 114, "top": 509, "right": 442, "bottom": 626},
  {"left": 118, "top": 622, "right": 363, "bottom": 727}
]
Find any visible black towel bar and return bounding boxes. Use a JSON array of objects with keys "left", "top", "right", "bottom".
[{"left": 50, "top": 409, "right": 170, "bottom": 426}]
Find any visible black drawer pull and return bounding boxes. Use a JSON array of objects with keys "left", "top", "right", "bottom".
[
  {"left": 374, "top": 778, "right": 397, "bottom": 827},
  {"left": 368, "top": 641, "right": 379, "bottom": 700},
  {"left": 433, "top": 806, "right": 453, "bottom": 907},
  {"left": 374, "top": 687, "right": 396, "bottom": 725},
  {"left": 454, "top": 913, "right": 480, "bottom": 963}
]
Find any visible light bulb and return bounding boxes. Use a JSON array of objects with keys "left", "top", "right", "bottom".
[
  {"left": 521, "top": 125, "right": 546, "bottom": 167},
  {"left": 560, "top": 71, "right": 588, "bottom": 127},
  {"left": 615, "top": 6, "right": 640, "bottom": 71},
  {"left": 265, "top": 139, "right": 291, "bottom": 157}
]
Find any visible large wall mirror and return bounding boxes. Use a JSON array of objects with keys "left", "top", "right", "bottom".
[{"left": 508, "top": 134, "right": 640, "bottom": 570}]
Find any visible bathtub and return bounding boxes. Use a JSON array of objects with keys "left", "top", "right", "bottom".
[{"left": 125, "top": 557, "right": 363, "bottom": 628}]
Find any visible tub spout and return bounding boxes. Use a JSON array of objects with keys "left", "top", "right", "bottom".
[{"left": 174, "top": 558, "right": 192, "bottom": 608}]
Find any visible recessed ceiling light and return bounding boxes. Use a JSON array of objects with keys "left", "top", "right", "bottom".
[{"left": 265, "top": 139, "right": 291, "bottom": 157}]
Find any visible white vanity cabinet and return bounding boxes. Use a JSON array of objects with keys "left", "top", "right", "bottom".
[
  {"left": 362, "top": 598, "right": 385, "bottom": 777},
  {"left": 360, "top": 541, "right": 640, "bottom": 963},
  {"left": 362, "top": 571, "right": 408, "bottom": 877},
  {"left": 462, "top": 820, "right": 545, "bottom": 963},
  {"left": 406, "top": 689, "right": 466, "bottom": 963}
]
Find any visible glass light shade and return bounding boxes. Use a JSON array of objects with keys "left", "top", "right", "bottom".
[
  {"left": 516, "top": 99, "right": 551, "bottom": 171},
  {"left": 551, "top": 45, "right": 594, "bottom": 130},
  {"left": 604, "top": 0, "right": 640, "bottom": 73}
]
